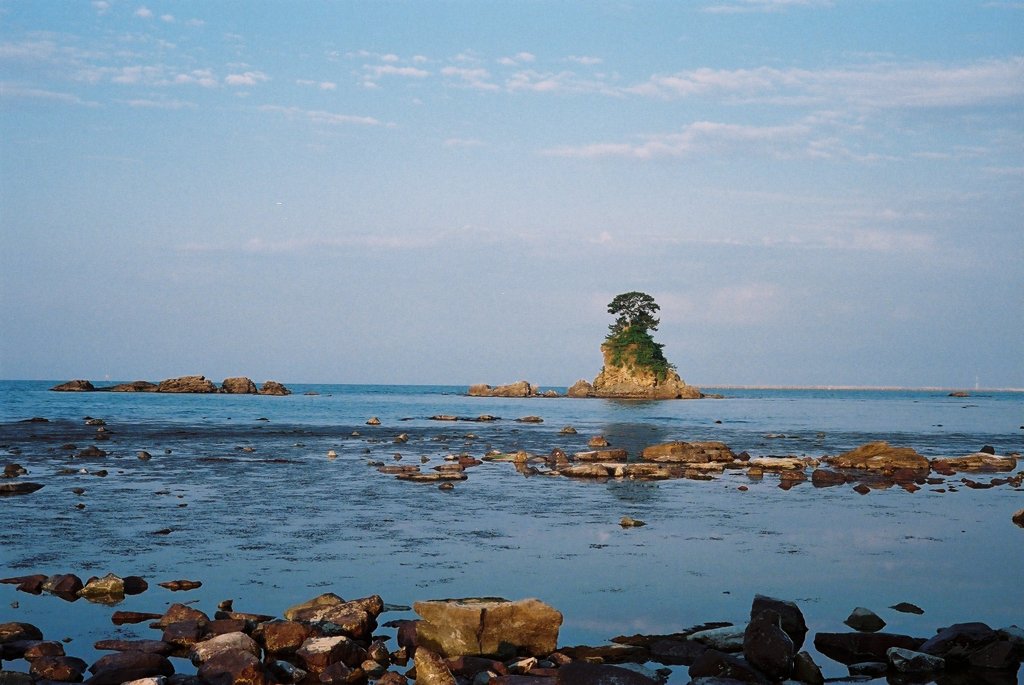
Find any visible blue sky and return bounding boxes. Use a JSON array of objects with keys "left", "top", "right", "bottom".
[{"left": 1, "top": 0, "right": 1022, "bottom": 388}]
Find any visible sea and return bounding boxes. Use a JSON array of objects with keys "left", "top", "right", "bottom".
[{"left": 1, "top": 380, "right": 1022, "bottom": 684}]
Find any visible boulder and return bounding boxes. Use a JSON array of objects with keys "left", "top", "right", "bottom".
[
  {"left": 221, "top": 377, "right": 257, "bottom": 394},
  {"left": 22, "top": 641, "right": 66, "bottom": 659},
  {"left": 0, "top": 482, "right": 44, "bottom": 496},
  {"left": 844, "top": 607, "right": 886, "bottom": 633},
  {"left": 687, "top": 649, "right": 765, "bottom": 683},
  {"left": 931, "top": 453, "right": 1016, "bottom": 473},
  {"left": 196, "top": 649, "right": 272, "bottom": 685},
  {"left": 791, "top": 650, "right": 824, "bottom": 685},
  {"left": 748, "top": 457, "right": 805, "bottom": 470},
  {"left": 648, "top": 639, "right": 708, "bottom": 665},
  {"left": 887, "top": 647, "right": 945, "bottom": 673},
  {"left": 467, "top": 381, "right": 535, "bottom": 398},
  {"left": 258, "top": 381, "right": 291, "bottom": 396},
  {"left": 414, "top": 597, "right": 562, "bottom": 659},
  {"left": 919, "top": 622, "right": 999, "bottom": 665},
  {"left": 87, "top": 651, "right": 174, "bottom": 685},
  {"left": 1014, "top": 509, "right": 1024, "bottom": 528},
  {"left": 283, "top": 593, "right": 381, "bottom": 641},
  {"left": 51, "top": 380, "right": 95, "bottom": 392},
  {"left": 156, "top": 376, "right": 218, "bottom": 393},
  {"left": 641, "top": 441, "right": 735, "bottom": 464},
  {"left": 824, "top": 441, "right": 929, "bottom": 474},
  {"left": 295, "top": 636, "right": 365, "bottom": 673},
  {"left": 573, "top": 449, "right": 628, "bottom": 463},
  {"left": 42, "top": 574, "right": 84, "bottom": 597},
  {"left": 810, "top": 469, "right": 848, "bottom": 487},
  {"left": 29, "top": 655, "right": 88, "bottom": 682},
  {"left": 743, "top": 610, "right": 793, "bottom": 681},
  {"left": 689, "top": 625, "right": 745, "bottom": 652},
  {"left": 78, "top": 574, "right": 125, "bottom": 600},
  {"left": 814, "top": 632, "right": 925, "bottom": 665},
  {"left": 254, "top": 620, "right": 315, "bottom": 656},
  {"left": 559, "top": 464, "right": 611, "bottom": 478},
  {"left": 566, "top": 380, "right": 593, "bottom": 398},
  {"left": 189, "top": 633, "right": 260, "bottom": 666},
  {"left": 412, "top": 648, "right": 456, "bottom": 685}
]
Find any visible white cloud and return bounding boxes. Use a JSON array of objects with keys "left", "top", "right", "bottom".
[
  {"left": 173, "top": 69, "right": 218, "bottom": 88},
  {"left": 543, "top": 120, "right": 810, "bottom": 159},
  {"left": 297, "top": 79, "right": 336, "bottom": 90},
  {"left": 186, "top": 18, "right": 205, "bottom": 27},
  {"left": 0, "top": 82, "right": 100, "bottom": 107},
  {"left": 225, "top": 70, "right": 269, "bottom": 86},
  {"left": 92, "top": 1, "right": 111, "bottom": 14},
  {"left": 441, "top": 66, "right": 498, "bottom": 91},
  {"left": 160, "top": 14, "right": 175, "bottom": 23},
  {"left": 259, "top": 104, "right": 384, "bottom": 127},
  {"left": 568, "top": 55, "right": 603, "bottom": 66},
  {"left": 363, "top": 64, "right": 430, "bottom": 78},
  {"left": 134, "top": 6, "right": 153, "bottom": 19},
  {"left": 498, "top": 52, "right": 537, "bottom": 66},
  {"left": 121, "top": 97, "right": 197, "bottom": 109}
]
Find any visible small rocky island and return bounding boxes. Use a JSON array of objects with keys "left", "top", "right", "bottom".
[
  {"left": 471, "top": 291, "right": 701, "bottom": 400},
  {"left": 50, "top": 375, "right": 291, "bottom": 395}
]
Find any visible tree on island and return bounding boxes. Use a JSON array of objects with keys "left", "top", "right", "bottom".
[{"left": 604, "top": 291, "right": 675, "bottom": 381}]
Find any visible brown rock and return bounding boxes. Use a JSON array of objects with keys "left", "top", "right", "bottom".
[
  {"left": 588, "top": 436, "right": 610, "bottom": 448},
  {"left": 814, "top": 632, "right": 925, "bottom": 665},
  {"left": 641, "top": 441, "right": 734, "bottom": 464},
  {"left": 414, "top": 597, "right": 562, "bottom": 659},
  {"left": 751, "top": 595, "right": 807, "bottom": 651},
  {"left": 51, "top": 380, "right": 95, "bottom": 392},
  {"left": 108, "top": 381, "right": 158, "bottom": 392},
  {"left": 824, "top": 441, "right": 929, "bottom": 474},
  {"left": 196, "top": 649, "right": 272, "bottom": 685},
  {"left": 156, "top": 376, "right": 218, "bottom": 393},
  {"left": 162, "top": 620, "right": 205, "bottom": 649},
  {"left": 687, "top": 649, "right": 763, "bottom": 683},
  {"left": 1013, "top": 509, "right": 1024, "bottom": 528},
  {"left": 931, "top": 453, "right": 1016, "bottom": 473},
  {"left": 87, "top": 651, "right": 174, "bottom": 685},
  {"left": 23, "top": 641, "right": 66, "bottom": 660},
  {"left": 374, "top": 673, "right": 408, "bottom": 685},
  {"left": 467, "top": 381, "right": 535, "bottom": 398},
  {"left": 559, "top": 464, "right": 611, "bottom": 478},
  {"left": 221, "top": 377, "right": 257, "bottom": 394},
  {"left": 158, "top": 579, "right": 202, "bottom": 592},
  {"left": 93, "top": 640, "right": 173, "bottom": 655},
  {"left": 515, "top": 416, "right": 543, "bottom": 423},
  {"left": 258, "top": 381, "right": 291, "bottom": 396},
  {"left": 0, "top": 622, "right": 44, "bottom": 643},
  {"left": 648, "top": 639, "right": 707, "bottom": 665},
  {"left": 205, "top": 619, "right": 250, "bottom": 636},
  {"left": 591, "top": 343, "right": 701, "bottom": 400},
  {"left": 811, "top": 469, "right": 848, "bottom": 487},
  {"left": 412, "top": 648, "right": 456, "bottom": 685},
  {"left": 111, "top": 612, "right": 163, "bottom": 626},
  {"left": 255, "top": 620, "right": 315, "bottom": 656},
  {"left": 566, "top": 380, "right": 593, "bottom": 398},
  {"left": 189, "top": 633, "right": 261, "bottom": 667},
  {"left": 0, "top": 482, "right": 44, "bottom": 496},
  {"left": 317, "top": 660, "right": 363, "bottom": 684},
  {"left": 43, "top": 574, "right": 84, "bottom": 597},
  {"left": 573, "top": 449, "right": 628, "bottom": 463},
  {"left": 29, "top": 655, "right": 88, "bottom": 682},
  {"left": 296, "top": 636, "right": 364, "bottom": 674}
]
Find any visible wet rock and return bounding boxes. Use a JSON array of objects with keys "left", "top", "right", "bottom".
[
  {"left": 557, "top": 644, "right": 648, "bottom": 664},
  {"left": 743, "top": 610, "right": 793, "bottom": 680},
  {"left": 888, "top": 647, "right": 945, "bottom": 673},
  {"left": 559, "top": 426, "right": 577, "bottom": 435},
  {"left": 78, "top": 574, "right": 125, "bottom": 600},
  {"left": 748, "top": 457, "right": 805, "bottom": 471},
  {"left": 254, "top": 620, "right": 315, "bottom": 656},
  {"left": 296, "top": 636, "right": 365, "bottom": 674},
  {"left": 814, "top": 468, "right": 850, "bottom": 486},
  {"left": 9, "top": 575, "right": 47, "bottom": 594},
  {"left": 824, "top": 440, "right": 929, "bottom": 474},
  {"left": 189, "top": 633, "right": 260, "bottom": 666},
  {"left": 648, "top": 638, "right": 707, "bottom": 665},
  {"left": 137, "top": 452, "right": 153, "bottom": 461},
  {"left": 158, "top": 580, "right": 202, "bottom": 592},
  {"left": 162, "top": 621, "right": 205, "bottom": 649},
  {"left": 848, "top": 661, "right": 888, "bottom": 677},
  {"left": 890, "top": 602, "right": 924, "bottom": 615},
  {"left": 43, "top": 574, "right": 84, "bottom": 597},
  {"left": 791, "top": 650, "right": 824, "bottom": 684},
  {"left": 689, "top": 626, "right": 745, "bottom": 652},
  {"left": 87, "top": 651, "right": 175, "bottom": 685},
  {"left": 919, "top": 622, "right": 999, "bottom": 665},
  {"left": 555, "top": 661, "right": 658, "bottom": 684},
  {"left": 932, "top": 453, "right": 1016, "bottom": 473},
  {"left": 588, "top": 436, "right": 610, "bottom": 448},
  {"left": 0, "top": 482, "right": 44, "bottom": 496},
  {"left": 51, "top": 380, "right": 95, "bottom": 392},
  {"left": 814, "top": 632, "right": 925, "bottom": 665},
  {"left": 1013, "top": 509, "right": 1024, "bottom": 528},
  {"left": 317, "top": 661, "right": 362, "bottom": 684},
  {"left": 195, "top": 649, "right": 272, "bottom": 685},
  {"left": 111, "top": 612, "right": 163, "bottom": 626},
  {"left": 414, "top": 597, "right": 562, "bottom": 659},
  {"left": 574, "top": 449, "right": 628, "bottom": 463},
  {"left": 2, "top": 464, "right": 27, "bottom": 478},
  {"left": 515, "top": 416, "right": 543, "bottom": 424},
  {"left": 93, "top": 640, "right": 173, "bottom": 655},
  {"left": 687, "top": 649, "right": 765, "bottom": 683},
  {"left": 366, "top": 418, "right": 381, "bottom": 426},
  {"left": 619, "top": 516, "right": 645, "bottom": 528},
  {"left": 559, "top": 464, "right": 611, "bottom": 478},
  {"left": 22, "top": 641, "right": 65, "bottom": 660},
  {"left": 641, "top": 441, "right": 735, "bottom": 464},
  {"left": 156, "top": 376, "right": 218, "bottom": 393},
  {"left": 221, "top": 377, "right": 257, "bottom": 394},
  {"left": 844, "top": 607, "right": 886, "bottom": 632},
  {"left": 29, "top": 655, "right": 88, "bottom": 682}
]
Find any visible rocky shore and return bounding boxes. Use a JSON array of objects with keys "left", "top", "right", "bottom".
[
  {"left": 50, "top": 377, "right": 291, "bottom": 396},
  {"left": 1, "top": 579, "right": 1021, "bottom": 685}
]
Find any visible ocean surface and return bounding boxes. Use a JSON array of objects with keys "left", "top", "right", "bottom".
[{"left": 1, "top": 380, "right": 1022, "bottom": 683}]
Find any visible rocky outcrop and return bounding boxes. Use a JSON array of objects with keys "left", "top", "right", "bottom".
[
  {"left": 468, "top": 381, "right": 537, "bottom": 398},
  {"left": 566, "top": 380, "right": 593, "bottom": 398},
  {"left": 641, "top": 441, "right": 734, "bottom": 464},
  {"left": 50, "top": 379, "right": 94, "bottom": 392},
  {"left": 222, "top": 377, "right": 258, "bottom": 394},
  {"left": 591, "top": 343, "right": 700, "bottom": 399},
  {"left": 258, "top": 380, "right": 291, "bottom": 396},
  {"left": 823, "top": 441, "right": 929, "bottom": 474},
  {"left": 109, "top": 380, "right": 158, "bottom": 392},
  {"left": 157, "top": 375, "right": 219, "bottom": 393},
  {"left": 414, "top": 597, "right": 562, "bottom": 659}
]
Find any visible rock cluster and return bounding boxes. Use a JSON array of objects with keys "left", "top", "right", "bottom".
[
  {"left": 467, "top": 382, "right": 558, "bottom": 398},
  {"left": 50, "top": 376, "right": 291, "bottom": 395},
  {"left": 2, "top": 581, "right": 1021, "bottom": 685}
]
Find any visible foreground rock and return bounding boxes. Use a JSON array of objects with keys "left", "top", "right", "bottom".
[
  {"left": 414, "top": 597, "right": 562, "bottom": 659},
  {"left": 823, "top": 440, "right": 929, "bottom": 474},
  {"left": 641, "top": 441, "right": 735, "bottom": 464}
]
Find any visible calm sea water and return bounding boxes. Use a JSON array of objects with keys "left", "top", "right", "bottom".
[{"left": 1, "top": 381, "right": 1022, "bottom": 683}]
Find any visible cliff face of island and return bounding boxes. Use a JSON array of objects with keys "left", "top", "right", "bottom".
[{"left": 570, "top": 341, "right": 702, "bottom": 400}]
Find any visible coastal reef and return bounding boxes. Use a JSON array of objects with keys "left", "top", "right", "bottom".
[
  {"left": 1, "top": 585, "right": 1021, "bottom": 685},
  {"left": 51, "top": 376, "right": 291, "bottom": 396}
]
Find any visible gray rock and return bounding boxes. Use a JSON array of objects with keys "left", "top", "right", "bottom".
[
  {"left": 888, "top": 647, "right": 945, "bottom": 673},
  {"left": 690, "top": 625, "right": 746, "bottom": 652},
  {"left": 844, "top": 607, "right": 886, "bottom": 632}
]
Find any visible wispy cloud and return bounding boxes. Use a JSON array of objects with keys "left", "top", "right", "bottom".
[
  {"left": 296, "top": 79, "right": 337, "bottom": 90},
  {"left": 133, "top": 6, "right": 153, "bottom": 19},
  {"left": 440, "top": 66, "right": 498, "bottom": 91},
  {"left": 120, "top": 97, "right": 197, "bottom": 109},
  {"left": 225, "top": 70, "right": 269, "bottom": 87},
  {"left": 444, "top": 137, "right": 486, "bottom": 148},
  {"left": 259, "top": 104, "right": 384, "bottom": 127},
  {"left": 0, "top": 82, "right": 100, "bottom": 107}
]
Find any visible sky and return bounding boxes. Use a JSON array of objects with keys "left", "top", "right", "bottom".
[{"left": 1, "top": 1, "right": 1022, "bottom": 388}]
